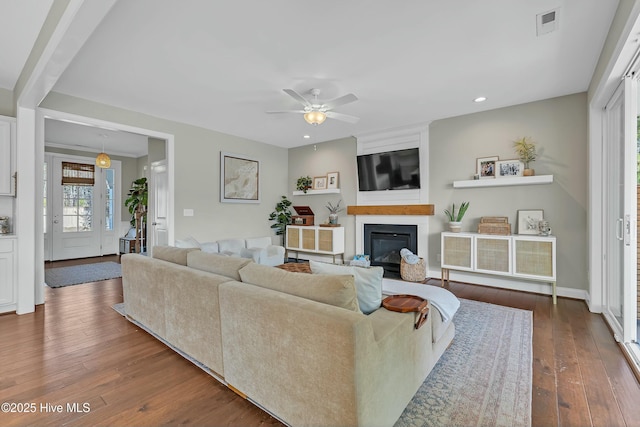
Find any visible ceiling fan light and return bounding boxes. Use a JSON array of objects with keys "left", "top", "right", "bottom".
[
  {"left": 96, "top": 152, "right": 111, "bottom": 168},
  {"left": 304, "top": 111, "right": 327, "bottom": 125}
]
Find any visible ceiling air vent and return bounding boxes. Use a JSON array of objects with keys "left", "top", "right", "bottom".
[{"left": 536, "top": 8, "right": 560, "bottom": 36}]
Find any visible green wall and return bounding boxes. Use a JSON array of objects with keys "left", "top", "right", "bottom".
[
  {"left": 429, "top": 92, "right": 588, "bottom": 291},
  {"left": 40, "top": 92, "right": 289, "bottom": 243},
  {"left": 288, "top": 137, "right": 357, "bottom": 258}
]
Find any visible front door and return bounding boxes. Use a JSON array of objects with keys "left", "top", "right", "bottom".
[{"left": 51, "top": 157, "right": 101, "bottom": 260}]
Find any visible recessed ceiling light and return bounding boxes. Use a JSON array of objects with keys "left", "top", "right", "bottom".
[
  {"left": 474, "top": 97, "right": 487, "bottom": 103},
  {"left": 303, "top": 135, "right": 311, "bottom": 139}
]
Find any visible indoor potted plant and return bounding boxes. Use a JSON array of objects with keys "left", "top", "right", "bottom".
[
  {"left": 444, "top": 201, "right": 469, "bottom": 232},
  {"left": 124, "top": 177, "right": 148, "bottom": 253},
  {"left": 325, "top": 200, "right": 344, "bottom": 225},
  {"left": 268, "top": 195, "right": 293, "bottom": 238},
  {"left": 296, "top": 176, "right": 313, "bottom": 193},
  {"left": 513, "top": 136, "right": 537, "bottom": 176}
]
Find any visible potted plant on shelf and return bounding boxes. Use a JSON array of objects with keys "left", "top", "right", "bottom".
[
  {"left": 296, "top": 176, "right": 313, "bottom": 193},
  {"left": 326, "top": 200, "right": 344, "bottom": 225},
  {"left": 269, "top": 195, "right": 293, "bottom": 239},
  {"left": 513, "top": 136, "right": 537, "bottom": 176},
  {"left": 444, "top": 201, "right": 469, "bottom": 233}
]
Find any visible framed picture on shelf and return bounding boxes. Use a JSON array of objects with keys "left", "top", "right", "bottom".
[
  {"left": 313, "top": 176, "right": 327, "bottom": 190},
  {"left": 220, "top": 152, "right": 260, "bottom": 203},
  {"left": 476, "top": 156, "right": 498, "bottom": 179},
  {"left": 327, "top": 171, "right": 339, "bottom": 189},
  {"left": 496, "top": 159, "right": 524, "bottom": 178},
  {"left": 517, "top": 209, "right": 544, "bottom": 234}
]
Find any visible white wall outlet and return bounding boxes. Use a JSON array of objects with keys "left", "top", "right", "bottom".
[{"left": 183, "top": 209, "right": 194, "bottom": 217}]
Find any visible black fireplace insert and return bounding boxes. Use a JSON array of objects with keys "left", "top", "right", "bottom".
[{"left": 363, "top": 224, "right": 418, "bottom": 279}]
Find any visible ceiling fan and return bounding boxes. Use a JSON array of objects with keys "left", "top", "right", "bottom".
[{"left": 267, "top": 88, "right": 359, "bottom": 125}]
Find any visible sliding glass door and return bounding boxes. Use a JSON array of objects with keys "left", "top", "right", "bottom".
[{"left": 603, "top": 76, "right": 638, "bottom": 350}]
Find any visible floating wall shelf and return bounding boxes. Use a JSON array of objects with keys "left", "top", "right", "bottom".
[
  {"left": 292, "top": 189, "right": 341, "bottom": 196},
  {"left": 453, "top": 175, "right": 554, "bottom": 189}
]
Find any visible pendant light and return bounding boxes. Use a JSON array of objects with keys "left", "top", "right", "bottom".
[{"left": 96, "top": 138, "right": 111, "bottom": 168}]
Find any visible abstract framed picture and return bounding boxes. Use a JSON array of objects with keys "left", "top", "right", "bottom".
[
  {"left": 220, "top": 152, "right": 260, "bottom": 203},
  {"left": 517, "top": 209, "right": 544, "bottom": 234},
  {"left": 495, "top": 159, "right": 524, "bottom": 178},
  {"left": 327, "top": 171, "right": 339, "bottom": 189},
  {"left": 476, "top": 156, "right": 498, "bottom": 179},
  {"left": 313, "top": 176, "right": 327, "bottom": 190}
]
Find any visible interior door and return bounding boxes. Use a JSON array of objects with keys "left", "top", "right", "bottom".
[
  {"left": 604, "top": 77, "right": 638, "bottom": 343},
  {"left": 150, "top": 160, "right": 169, "bottom": 249},
  {"left": 51, "top": 156, "right": 101, "bottom": 260}
]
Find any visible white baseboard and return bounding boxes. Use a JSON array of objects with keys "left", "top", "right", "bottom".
[{"left": 427, "top": 268, "right": 588, "bottom": 301}]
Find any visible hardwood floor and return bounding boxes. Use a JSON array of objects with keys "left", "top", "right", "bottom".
[{"left": 1, "top": 260, "right": 639, "bottom": 426}]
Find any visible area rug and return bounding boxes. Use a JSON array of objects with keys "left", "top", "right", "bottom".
[
  {"left": 45, "top": 261, "right": 122, "bottom": 288},
  {"left": 396, "top": 298, "right": 532, "bottom": 427}
]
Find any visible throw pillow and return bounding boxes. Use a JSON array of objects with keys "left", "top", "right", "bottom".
[
  {"left": 309, "top": 260, "right": 383, "bottom": 314},
  {"left": 238, "top": 263, "right": 361, "bottom": 313},
  {"left": 175, "top": 236, "right": 201, "bottom": 248}
]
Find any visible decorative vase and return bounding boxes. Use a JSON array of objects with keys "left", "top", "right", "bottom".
[
  {"left": 523, "top": 168, "right": 535, "bottom": 176},
  {"left": 448, "top": 221, "right": 462, "bottom": 233},
  {"left": 329, "top": 213, "right": 338, "bottom": 225}
]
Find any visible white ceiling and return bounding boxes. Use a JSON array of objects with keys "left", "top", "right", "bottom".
[{"left": 2, "top": 0, "right": 620, "bottom": 151}]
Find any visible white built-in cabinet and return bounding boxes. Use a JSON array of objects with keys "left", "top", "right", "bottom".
[
  {"left": 286, "top": 225, "right": 345, "bottom": 263},
  {"left": 0, "top": 116, "right": 15, "bottom": 196},
  {"left": 0, "top": 238, "right": 16, "bottom": 313},
  {"left": 441, "top": 232, "right": 557, "bottom": 303}
]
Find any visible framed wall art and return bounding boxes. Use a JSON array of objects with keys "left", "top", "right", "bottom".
[
  {"left": 327, "top": 171, "right": 340, "bottom": 189},
  {"left": 313, "top": 176, "right": 327, "bottom": 190},
  {"left": 476, "top": 156, "right": 498, "bottom": 179},
  {"left": 220, "top": 152, "right": 260, "bottom": 203},
  {"left": 496, "top": 159, "right": 524, "bottom": 178},
  {"left": 517, "top": 209, "right": 544, "bottom": 234}
]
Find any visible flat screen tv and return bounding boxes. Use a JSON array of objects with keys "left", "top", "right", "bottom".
[{"left": 356, "top": 148, "right": 420, "bottom": 191}]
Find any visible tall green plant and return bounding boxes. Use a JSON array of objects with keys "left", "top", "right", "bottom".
[
  {"left": 269, "top": 195, "right": 293, "bottom": 235},
  {"left": 124, "top": 177, "right": 148, "bottom": 227},
  {"left": 444, "top": 201, "right": 469, "bottom": 222}
]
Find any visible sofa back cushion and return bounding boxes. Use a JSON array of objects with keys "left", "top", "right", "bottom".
[
  {"left": 217, "top": 238, "right": 246, "bottom": 255},
  {"left": 309, "top": 260, "right": 383, "bottom": 314},
  {"left": 245, "top": 236, "right": 272, "bottom": 249},
  {"left": 188, "top": 251, "right": 253, "bottom": 280},
  {"left": 152, "top": 245, "right": 200, "bottom": 266},
  {"left": 239, "top": 263, "right": 360, "bottom": 313}
]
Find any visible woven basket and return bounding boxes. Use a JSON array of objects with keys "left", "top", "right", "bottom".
[{"left": 400, "top": 257, "right": 426, "bottom": 282}]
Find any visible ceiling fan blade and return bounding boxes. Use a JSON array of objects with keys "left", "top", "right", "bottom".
[
  {"left": 266, "top": 110, "right": 305, "bottom": 114},
  {"left": 325, "top": 111, "right": 360, "bottom": 123},
  {"left": 283, "top": 89, "right": 312, "bottom": 108},
  {"left": 322, "top": 93, "right": 358, "bottom": 110}
]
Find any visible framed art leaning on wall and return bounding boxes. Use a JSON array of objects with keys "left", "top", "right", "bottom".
[{"left": 220, "top": 152, "right": 260, "bottom": 203}]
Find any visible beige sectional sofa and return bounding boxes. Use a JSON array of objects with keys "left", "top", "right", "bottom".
[{"left": 121, "top": 246, "right": 455, "bottom": 427}]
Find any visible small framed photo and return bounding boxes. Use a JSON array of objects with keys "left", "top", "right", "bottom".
[
  {"left": 518, "top": 209, "right": 544, "bottom": 234},
  {"left": 327, "top": 171, "right": 339, "bottom": 189},
  {"left": 476, "top": 156, "right": 499, "bottom": 179},
  {"left": 496, "top": 159, "right": 524, "bottom": 178},
  {"left": 313, "top": 176, "right": 327, "bottom": 190}
]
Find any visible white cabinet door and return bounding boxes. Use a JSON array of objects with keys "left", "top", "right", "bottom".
[
  {"left": 0, "top": 239, "right": 15, "bottom": 311},
  {"left": 0, "top": 118, "right": 14, "bottom": 196}
]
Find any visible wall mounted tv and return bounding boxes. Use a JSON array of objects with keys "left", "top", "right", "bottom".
[{"left": 356, "top": 147, "right": 421, "bottom": 191}]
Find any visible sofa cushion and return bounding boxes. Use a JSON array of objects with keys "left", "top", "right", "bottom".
[
  {"left": 174, "top": 236, "right": 201, "bottom": 248},
  {"left": 152, "top": 245, "right": 200, "bottom": 266},
  {"left": 239, "top": 263, "right": 361, "bottom": 313},
  {"left": 245, "top": 236, "right": 272, "bottom": 249},
  {"left": 217, "top": 238, "right": 246, "bottom": 256},
  {"left": 309, "top": 260, "right": 383, "bottom": 314},
  {"left": 187, "top": 251, "right": 253, "bottom": 280}
]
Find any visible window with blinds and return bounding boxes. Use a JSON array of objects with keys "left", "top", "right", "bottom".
[{"left": 61, "top": 162, "right": 95, "bottom": 186}]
